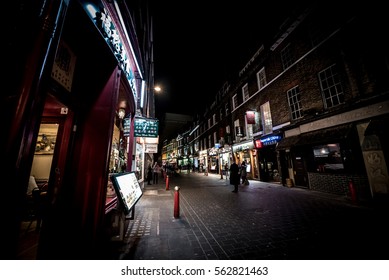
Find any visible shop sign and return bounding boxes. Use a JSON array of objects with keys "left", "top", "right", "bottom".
[
  {"left": 134, "top": 117, "right": 159, "bottom": 137},
  {"left": 254, "top": 139, "right": 263, "bottom": 149},
  {"left": 51, "top": 40, "right": 76, "bottom": 92},
  {"left": 85, "top": 4, "right": 137, "bottom": 97},
  {"left": 246, "top": 111, "right": 256, "bottom": 124},
  {"left": 255, "top": 135, "right": 282, "bottom": 148},
  {"left": 233, "top": 141, "right": 254, "bottom": 152},
  {"left": 145, "top": 144, "right": 158, "bottom": 153},
  {"left": 123, "top": 117, "right": 131, "bottom": 137}
]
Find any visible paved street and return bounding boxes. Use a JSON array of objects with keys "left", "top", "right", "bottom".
[{"left": 106, "top": 172, "right": 389, "bottom": 260}]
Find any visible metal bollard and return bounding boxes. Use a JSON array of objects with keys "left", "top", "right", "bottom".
[
  {"left": 166, "top": 175, "right": 170, "bottom": 190},
  {"left": 348, "top": 179, "right": 357, "bottom": 203},
  {"left": 174, "top": 186, "right": 180, "bottom": 218}
]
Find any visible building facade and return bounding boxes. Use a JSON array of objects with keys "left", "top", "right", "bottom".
[
  {"left": 3, "top": 0, "right": 154, "bottom": 259},
  {"left": 160, "top": 3, "right": 389, "bottom": 203}
]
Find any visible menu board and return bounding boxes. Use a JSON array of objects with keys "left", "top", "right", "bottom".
[{"left": 110, "top": 172, "right": 143, "bottom": 214}]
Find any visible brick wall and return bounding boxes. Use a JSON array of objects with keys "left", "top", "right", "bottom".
[{"left": 308, "top": 172, "right": 370, "bottom": 201}]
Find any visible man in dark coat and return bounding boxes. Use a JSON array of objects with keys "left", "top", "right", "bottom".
[{"left": 229, "top": 161, "right": 240, "bottom": 193}]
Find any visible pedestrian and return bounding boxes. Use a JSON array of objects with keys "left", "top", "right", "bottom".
[
  {"left": 147, "top": 165, "right": 152, "bottom": 185},
  {"left": 153, "top": 162, "right": 161, "bottom": 184},
  {"left": 229, "top": 160, "right": 240, "bottom": 193},
  {"left": 240, "top": 160, "right": 248, "bottom": 185},
  {"left": 224, "top": 163, "right": 229, "bottom": 179}
]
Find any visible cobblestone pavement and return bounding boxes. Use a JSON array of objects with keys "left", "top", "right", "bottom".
[{"left": 106, "top": 172, "right": 389, "bottom": 260}]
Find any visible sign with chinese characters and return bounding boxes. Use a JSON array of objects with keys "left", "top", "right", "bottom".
[
  {"left": 134, "top": 117, "right": 159, "bottom": 137},
  {"left": 123, "top": 117, "right": 131, "bottom": 137},
  {"left": 85, "top": 4, "right": 137, "bottom": 98},
  {"left": 51, "top": 40, "right": 76, "bottom": 92},
  {"left": 254, "top": 135, "right": 282, "bottom": 148}
]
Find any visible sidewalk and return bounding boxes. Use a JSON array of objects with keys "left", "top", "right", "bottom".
[{"left": 105, "top": 172, "right": 389, "bottom": 260}]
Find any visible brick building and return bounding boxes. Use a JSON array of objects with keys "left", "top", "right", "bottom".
[{"left": 164, "top": 3, "right": 389, "bottom": 203}]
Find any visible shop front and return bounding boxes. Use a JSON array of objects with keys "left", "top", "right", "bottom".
[
  {"left": 208, "top": 147, "right": 219, "bottom": 174},
  {"left": 232, "top": 140, "right": 257, "bottom": 180},
  {"left": 219, "top": 145, "right": 232, "bottom": 177},
  {"left": 254, "top": 134, "right": 282, "bottom": 182},
  {"left": 4, "top": 0, "right": 144, "bottom": 259},
  {"left": 199, "top": 149, "right": 208, "bottom": 173}
]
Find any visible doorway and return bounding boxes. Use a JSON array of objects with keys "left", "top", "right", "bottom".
[{"left": 17, "top": 94, "right": 70, "bottom": 259}]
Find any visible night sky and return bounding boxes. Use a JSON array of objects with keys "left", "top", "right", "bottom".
[{"left": 150, "top": 1, "right": 304, "bottom": 119}]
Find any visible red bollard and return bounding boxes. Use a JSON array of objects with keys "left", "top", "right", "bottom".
[
  {"left": 174, "top": 186, "right": 180, "bottom": 218},
  {"left": 348, "top": 179, "right": 357, "bottom": 203},
  {"left": 166, "top": 175, "right": 170, "bottom": 190}
]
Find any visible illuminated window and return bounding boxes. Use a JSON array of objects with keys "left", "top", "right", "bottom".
[
  {"left": 313, "top": 143, "right": 344, "bottom": 172},
  {"left": 260, "top": 101, "right": 273, "bottom": 135}
]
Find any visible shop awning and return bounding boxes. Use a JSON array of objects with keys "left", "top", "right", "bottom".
[
  {"left": 298, "top": 124, "right": 353, "bottom": 145},
  {"left": 276, "top": 135, "right": 300, "bottom": 150},
  {"left": 276, "top": 123, "right": 354, "bottom": 150}
]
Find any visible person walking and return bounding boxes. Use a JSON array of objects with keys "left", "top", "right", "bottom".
[
  {"left": 146, "top": 165, "right": 152, "bottom": 185},
  {"left": 229, "top": 160, "right": 240, "bottom": 193},
  {"left": 224, "top": 163, "right": 229, "bottom": 180},
  {"left": 240, "top": 160, "right": 248, "bottom": 185},
  {"left": 153, "top": 162, "right": 161, "bottom": 184}
]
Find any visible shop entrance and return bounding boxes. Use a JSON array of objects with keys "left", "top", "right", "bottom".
[
  {"left": 292, "top": 151, "right": 308, "bottom": 187},
  {"left": 17, "top": 94, "right": 71, "bottom": 259}
]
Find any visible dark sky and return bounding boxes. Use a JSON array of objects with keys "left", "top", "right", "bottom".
[{"left": 150, "top": 2, "right": 305, "bottom": 119}]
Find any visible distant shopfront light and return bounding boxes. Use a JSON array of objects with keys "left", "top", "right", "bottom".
[{"left": 118, "top": 108, "right": 126, "bottom": 119}]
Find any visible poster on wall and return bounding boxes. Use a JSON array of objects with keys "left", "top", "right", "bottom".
[{"left": 110, "top": 172, "right": 143, "bottom": 214}]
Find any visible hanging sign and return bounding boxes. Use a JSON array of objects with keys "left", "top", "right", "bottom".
[
  {"left": 145, "top": 144, "right": 158, "bottom": 153},
  {"left": 134, "top": 117, "right": 159, "bottom": 137},
  {"left": 246, "top": 111, "right": 256, "bottom": 124},
  {"left": 123, "top": 117, "right": 131, "bottom": 137}
]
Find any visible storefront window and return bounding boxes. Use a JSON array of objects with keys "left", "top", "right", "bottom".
[{"left": 313, "top": 143, "right": 344, "bottom": 172}]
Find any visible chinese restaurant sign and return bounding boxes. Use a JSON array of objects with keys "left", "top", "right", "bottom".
[
  {"left": 123, "top": 117, "right": 131, "bottom": 137},
  {"left": 134, "top": 117, "right": 159, "bottom": 137}
]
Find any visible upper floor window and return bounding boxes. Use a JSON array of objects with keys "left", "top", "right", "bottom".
[
  {"left": 212, "top": 113, "right": 216, "bottom": 125},
  {"left": 310, "top": 25, "right": 326, "bottom": 48},
  {"left": 219, "top": 108, "right": 223, "bottom": 120},
  {"left": 232, "top": 94, "right": 238, "bottom": 110},
  {"left": 208, "top": 118, "right": 211, "bottom": 128},
  {"left": 281, "top": 44, "right": 293, "bottom": 70},
  {"left": 260, "top": 101, "right": 273, "bottom": 135},
  {"left": 245, "top": 115, "right": 254, "bottom": 139},
  {"left": 242, "top": 83, "right": 249, "bottom": 102},
  {"left": 256, "top": 67, "right": 267, "bottom": 90},
  {"left": 318, "top": 64, "right": 344, "bottom": 108},
  {"left": 225, "top": 103, "right": 229, "bottom": 116},
  {"left": 287, "top": 86, "right": 303, "bottom": 120}
]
